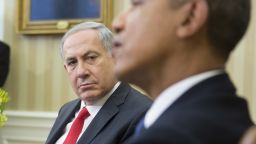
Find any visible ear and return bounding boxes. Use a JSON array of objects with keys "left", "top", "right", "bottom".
[{"left": 176, "top": 0, "right": 208, "bottom": 38}]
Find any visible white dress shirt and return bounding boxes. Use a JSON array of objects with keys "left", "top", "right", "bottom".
[
  {"left": 144, "top": 70, "right": 223, "bottom": 128},
  {"left": 56, "top": 82, "right": 120, "bottom": 143}
]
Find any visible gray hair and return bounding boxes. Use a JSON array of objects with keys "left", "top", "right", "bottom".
[{"left": 60, "top": 22, "right": 113, "bottom": 59}]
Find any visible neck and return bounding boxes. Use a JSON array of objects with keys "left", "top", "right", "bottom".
[{"left": 134, "top": 46, "right": 225, "bottom": 100}]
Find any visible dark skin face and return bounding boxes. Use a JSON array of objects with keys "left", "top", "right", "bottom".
[
  {"left": 112, "top": 0, "right": 180, "bottom": 82},
  {"left": 112, "top": 0, "right": 223, "bottom": 98}
]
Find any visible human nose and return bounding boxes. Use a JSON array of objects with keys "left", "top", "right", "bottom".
[
  {"left": 76, "top": 62, "right": 90, "bottom": 78},
  {"left": 112, "top": 10, "right": 127, "bottom": 34}
]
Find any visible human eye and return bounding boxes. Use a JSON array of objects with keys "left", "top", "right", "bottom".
[
  {"left": 131, "top": 0, "right": 144, "bottom": 6},
  {"left": 67, "top": 60, "right": 76, "bottom": 66},
  {"left": 86, "top": 53, "right": 99, "bottom": 64},
  {"left": 88, "top": 54, "right": 97, "bottom": 60}
]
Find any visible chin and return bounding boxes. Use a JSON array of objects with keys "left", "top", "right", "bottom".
[
  {"left": 81, "top": 97, "right": 97, "bottom": 105},
  {"left": 79, "top": 94, "right": 96, "bottom": 103},
  {"left": 115, "top": 63, "right": 149, "bottom": 89},
  {"left": 115, "top": 68, "right": 137, "bottom": 85},
  {"left": 114, "top": 66, "right": 131, "bottom": 82}
]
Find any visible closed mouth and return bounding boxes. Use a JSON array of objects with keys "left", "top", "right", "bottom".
[{"left": 79, "top": 83, "right": 96, "bottom": 89}]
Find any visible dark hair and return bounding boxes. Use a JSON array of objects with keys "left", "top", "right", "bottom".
[
  {"left": 206, "top": 0, "right": 251, "bottom": 60},
  {"left": 0, "top": 41, "right": 10, "bottom": 87},
  {"left": 171, "top": 0, "right": 251, "bottom": 60}
]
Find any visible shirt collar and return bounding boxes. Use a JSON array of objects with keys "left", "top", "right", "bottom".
[
  {"left": 144, "top": 70, "right": 224, "bottom": 128},
  {"left": 80, "top": 82, "right": 121, "bottom": 117}
]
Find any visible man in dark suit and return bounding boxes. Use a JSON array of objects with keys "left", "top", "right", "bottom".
[
  {"left": 0, "top": 41, "right": 10, "bottom": 87},
  {"left": 46, "top": 22, "right": 151, "bottom": 144},
  {"left": 112, "top": 0, "right": 254, "bottom": 143}
]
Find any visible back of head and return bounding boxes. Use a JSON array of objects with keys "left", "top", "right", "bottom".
[
  {"left": 171, "top": 0, "right": 250, "bottom": 60},
  {"left": 205, "top": 0, "right": 251, "bottom": 60}
]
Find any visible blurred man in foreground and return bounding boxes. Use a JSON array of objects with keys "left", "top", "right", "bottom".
[{"left": 112, "top": 0, "right": 254, "bottom": 143}]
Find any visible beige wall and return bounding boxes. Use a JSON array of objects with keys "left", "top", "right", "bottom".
[
  {"left": 227, "top": 0, "right": 256, "bottom": 122},
  {"left": 1, "top": 0, "right": 256, "bottom": 121},
  {"left": 4, "top": 0, "right": 80, "bottom": 111}
]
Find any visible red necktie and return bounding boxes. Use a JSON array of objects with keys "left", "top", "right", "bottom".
[{"left": 64, "top": 107, "right": 90, "bottom": 144}]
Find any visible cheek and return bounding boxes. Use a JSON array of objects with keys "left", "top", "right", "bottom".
[
  {"left": 99, "top": 65, "right": 115, "bottom": 85},
  {"left": 68, "top": 72, "right": 77, "bottom": 88}
]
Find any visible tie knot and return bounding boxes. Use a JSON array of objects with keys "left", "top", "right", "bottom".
[{"left": 77, "top": 107, "right": 90, "bottom": 120}]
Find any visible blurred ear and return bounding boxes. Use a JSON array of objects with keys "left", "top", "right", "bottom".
[{"left": 176, "top": 0, "right": 208, "bottom": 38}]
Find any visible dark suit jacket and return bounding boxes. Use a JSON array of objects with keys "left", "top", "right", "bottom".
[
  {"left": 129, "top": 73, "right": 254, "bottom": 144},
  {"left": 0, "top": 41, "right": 10, "bottom": 87},
  {"left": 46, "top": 83, "right": 152, "bottom": 144}
]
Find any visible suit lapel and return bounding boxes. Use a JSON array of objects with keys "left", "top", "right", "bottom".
[
  {"left": 47, "top": 99, "right": 80, "bottom": 143},
  {"left": 78, "top": 83, "right": 130, "bottom": 144},
  {"left": 78, "top": 103, "right": 119, "bottom": 144}
]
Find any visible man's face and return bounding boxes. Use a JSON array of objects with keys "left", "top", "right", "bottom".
[
  {"left": 112, "top": 0, "right": 180, "bottom": 83},
  {"left": 63, "top": 29, "right": 117, "bottom": 104}
]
